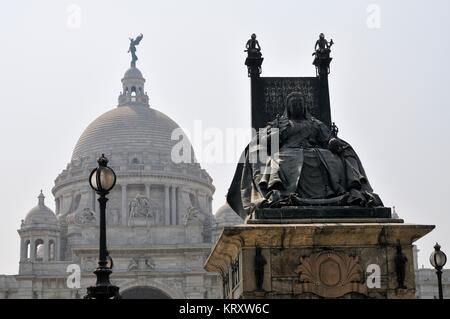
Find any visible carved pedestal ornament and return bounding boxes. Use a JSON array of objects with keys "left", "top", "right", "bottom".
[
  {"left": 395, "top": 244, "right": 408, "bottom": 289},
  {"left": 294, "top": 251, "right": 367, "bottom": 298},
  {"left": 254, "top": 246, "right": 267, "bottom": 291}
]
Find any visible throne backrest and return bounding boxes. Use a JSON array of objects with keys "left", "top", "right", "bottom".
[{"left": 251, "top": 77, "right": 326, "bottom": 130}]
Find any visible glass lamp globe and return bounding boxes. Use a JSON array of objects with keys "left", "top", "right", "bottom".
[
  {"left": 106, "top": 255, "right": 114, "bottom": 270},
  {"left": 89, "top": 154, "right": 116, "bottom": 193},
  {"left": 430, "top": 243, "right": 447, "bottom": 269}
]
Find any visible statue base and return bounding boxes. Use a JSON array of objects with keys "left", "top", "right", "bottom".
[
  {"left": 252, "top": 206, "right": 391, "bottom": 220},
  {"left": 205, "top": 217, "right": 434, "bottom": 299}
]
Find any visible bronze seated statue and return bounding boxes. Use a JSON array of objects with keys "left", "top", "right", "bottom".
[{"left": 227, "top": 92, "right": 384, "bottom": 219}]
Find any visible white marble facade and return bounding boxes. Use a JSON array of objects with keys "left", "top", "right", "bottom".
[{"left": 0, "top": 65, "right": 242, "bottom": 299}]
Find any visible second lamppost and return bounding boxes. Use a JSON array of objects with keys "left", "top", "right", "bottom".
[
  {"left": 430, "top": 242, "right": 447, "bottom": 299},
  {"left": 85, "top": 154, "right": 120, "bottom": 299}
]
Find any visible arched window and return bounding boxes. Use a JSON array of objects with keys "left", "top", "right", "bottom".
[
  {"left": 25, "top": 240, "right": 31, "bottom": 259},
  {"left": 131, "top": 86, "right": 137, "bottom": 101},
  {"left": 49, "top": 240, "right": 55, "bottom": 261},
  {"left": 35, "top": 239, "right": 44, "bottom": 261}
]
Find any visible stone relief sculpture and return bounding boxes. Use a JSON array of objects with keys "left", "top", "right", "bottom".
[
  {"left": 184, "top": 206, "right": 203, "bottom": 225},
  {"left": 127, "top": 256, "right": 155, "bottom": 272},
  {"left": 127, "top": 257, "right": 140, "bottom": 271},
  {"left": 78, "top": 208, "right": 96, "bottom": 224},
  {"left": 66, "top": 208, "right": 96, "bottom": 225},
  {"left": 145, "top": 258, "right": 155, "bottom": 270},
  {"left": 184, "top": 206, "right": 212, "bottom": 242},
  {"left": 128, "top": 194, "right": 161, "bottom": 227}
]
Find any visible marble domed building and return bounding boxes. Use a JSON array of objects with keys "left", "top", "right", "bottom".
[
  {"left": 212, "top": 203, "right": 244, "bottom": 242},
  {"left": 0, "top": 62, "right": 238, "bottom": 299}
]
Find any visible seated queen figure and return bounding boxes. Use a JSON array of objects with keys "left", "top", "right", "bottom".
[{"left": 227, "top": 92, "right": 383, "bottom": 219}]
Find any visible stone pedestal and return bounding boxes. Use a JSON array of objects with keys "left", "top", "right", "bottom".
[{"left": 204, "top": 220, "right": 434, "bottom": 299}]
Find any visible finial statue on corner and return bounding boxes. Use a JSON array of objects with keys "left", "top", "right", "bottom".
[
  {"left": 245, "top": 33, "right": 261, "bottom": 57},
  {"left": 244, "top": 33, "right": 264, "bottom": 78},
  {"left": 128, "top": 33, "right": 143, "bottom": 67},
  {"left": 313, "top": 33, "right": 333, "bottom": 56},
  {"left": 312, "top": 33, "right": 334, "bottom": 77}
]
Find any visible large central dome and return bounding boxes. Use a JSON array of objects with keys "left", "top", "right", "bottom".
[
  {"left": 72, "top": 105, "right": 181, "bottom": 160},
  {"left": 72, "top": 66, "right": 185, "bottom": 161}
]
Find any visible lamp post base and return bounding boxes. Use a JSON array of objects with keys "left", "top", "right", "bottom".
[
  {"left": 84, "top": 267, "right": 121, "bottom": 299},
  {"left": 85, "top": 285, "right": 121, "bottom": 299}
]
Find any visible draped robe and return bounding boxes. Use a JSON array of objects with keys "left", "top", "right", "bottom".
[{"left": 227, "top": 115, "right": 383, "bottom": 219}]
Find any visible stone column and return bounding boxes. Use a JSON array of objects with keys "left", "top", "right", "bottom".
[
  {"left": 171, "top": 186, "right": 177, "bottom": 225},
  {"left": 121, "top": 184, "right": 128, "bottom": 226},
  {"left": 55, "top": 198, "right": 60, "bottom": 215},
  {"left": 20, "top": 239, "right": 25, "bottom": 261},
  {"left": 55, "top": 238, "right": 60, "bottom": 261},
  {"left": 177, "top": 186, "right": 183, "bottom": 224},
  {"left": 165, "top": 185, "right": 170, "bottom": 225},
  {"left": 208, "top": 195, "right": 212, "bottom": 214},
  {"left": 44, "top": 236, "right": 49, "bottom": 262},
  {"left": 91, "top": 190, "right": 96, "bottom": 212},
  {"left": 145, "top": 184, "right": 151, "bottom": 199},
  {"left": 48, "top": 238, "right": 55, "bottom": 261},
  {"left": 30, "top": 239, "right": 36, "bottom": 260}
]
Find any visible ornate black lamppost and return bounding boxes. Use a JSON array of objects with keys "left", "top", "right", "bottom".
[
  {"left": 85, "top": 154, "right": 120, "bottom": 299},
  {"left": 430, "top": 243, "right": 447, "bottom": 299}
]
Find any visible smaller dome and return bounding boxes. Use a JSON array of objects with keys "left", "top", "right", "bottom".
[
  {"left": 214, "top": 202, "right": 243, "bottom": 227},
  {"left": 24, "top": 191, "right": 58, "bottom": 226},
  {"left": 123, "top": 66, "right": 143, "bottom": 79}
]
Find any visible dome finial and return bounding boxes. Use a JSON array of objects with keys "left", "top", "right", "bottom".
[
  {"left": 120, "top": 34, "right": 149, "bottom": 107},
  {"left": 38, "top": 190, "right": 45, "bottom": 206},
  {"left": 128, "top": 33, "right": 143, "bottom": 68},
  {"left": 118, "top": 65, "right": 149, "bottom": 107}
]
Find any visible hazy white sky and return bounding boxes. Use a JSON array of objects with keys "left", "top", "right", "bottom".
[{"left": 0, "top": 0, "right": 449, "bottom": 275}]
